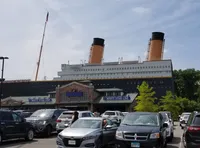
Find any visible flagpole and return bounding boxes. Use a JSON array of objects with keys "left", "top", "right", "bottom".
[{"left": 35, "top": 12, "right": 49, "bottom": 81}]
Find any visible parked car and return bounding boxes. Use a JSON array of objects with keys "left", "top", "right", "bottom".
[
  {"left": 0, "top": 109, "right": 34, "bottom": 144},
  {"left": 101, "top": 110, "right": 124, "bottom": 123},
  {"left": 182, "top": 111, "right": 200, "bottom": 148},
  {"left": 159, "top": 112, "right": 174, "bottom": 142},
  {"left": 56, "top": 110, "right": 94, "bottom": 133},
  {"left": 180, "top": 112, "right": 191, "bottom": 128},
  {"left": 160, "top": 111, "right": 174, "bottom": 125},
  {"left": 115, "top": 112, "right": 168, "bottom": 148},
  {"left": 26, "top": 109, "right": 66, "bottom": 137},
  {"left": 57, "top": 117, "right": 118, "bottom": 148}
]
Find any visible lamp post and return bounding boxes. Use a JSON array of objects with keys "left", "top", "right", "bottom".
[{"left": 0, "top": 56, "right": 9, "bottom": 108}]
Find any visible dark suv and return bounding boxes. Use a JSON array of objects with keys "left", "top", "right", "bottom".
[
  {"left": 182, "top": 111, "right": 200, "bottom": 148},
  {"left": 115, "top": 112, "right": 168, "bottom": 148},
  {"left": 25, "top": 109, "right": 66, "bottom": 137},
  {"left": 0, "top": 109, "right": 34, "bottom": 144}
]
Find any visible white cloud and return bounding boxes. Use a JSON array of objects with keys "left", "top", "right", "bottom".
[
  {"left": 132, "top": 7, "right": 150, "bottom": 14},
  {"left": 0, "top": 0, "right": 199, "bottom": 80}
]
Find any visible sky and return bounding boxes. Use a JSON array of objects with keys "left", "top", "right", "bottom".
[{"left": 1, "top": 0, "right": 200, "bottom": 80}]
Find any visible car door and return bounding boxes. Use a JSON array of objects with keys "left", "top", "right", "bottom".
[
  {"left": 1, "top": 111, "right": 17, "bottom": 138},
  {"left": 102, "top": 119, "right": 117, "bottom": 145},
  {"left": 52, "top": 110, "right": 64, "bottom": 130},
  {"left": 11, "top": 112, "right": 26, "bottom": 136},
  {"left": 159, "top": 114, "right": 167, "bottom": 143}
]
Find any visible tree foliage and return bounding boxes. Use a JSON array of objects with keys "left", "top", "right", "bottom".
[
  {"left": 160, "top": 91, "right": 200, "bottom": 119},
  {"left": 134, "top": 81, "right": 159, "bottom": 112},
  {"left": 174, "top": 69, "right": 200, "bottom": 100}
]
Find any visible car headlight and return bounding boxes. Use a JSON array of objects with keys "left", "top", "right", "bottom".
[
  {"left": 83, "top": 135, "right": 96, "bottom": 140},
  {"left": 116, "top": 131, "right": 123, "bottom": 139},
  {"left": 37, "top": 120, "right": 46, "bottom": 125},
  {"left": 150, "top": 133, "right": 160, "bottom": 139}
]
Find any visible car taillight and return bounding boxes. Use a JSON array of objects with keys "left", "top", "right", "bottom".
[
  {"left": 56, "top": 119, "right": 61, "bottom": 123},
  {"left": 188, "top": 126, "right": 200, "bottom": 131}
]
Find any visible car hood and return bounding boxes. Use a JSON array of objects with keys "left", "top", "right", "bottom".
[
  {"left": 25, "top": 116, "right": 48, "bottom": 121},
  {"left": 118, "top": 125, "right": 159, "bottom": 133},
  {"left": 60, "top": 128, "right": 100, "bottom": 137}
]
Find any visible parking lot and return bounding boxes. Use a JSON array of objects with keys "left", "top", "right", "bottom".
[{"left": 1, "top": 122, "right": 184, "bottom": 148}]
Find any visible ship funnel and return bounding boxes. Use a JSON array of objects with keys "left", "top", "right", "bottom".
[
  {"left": 147, "top": 32, "right": 165, "bottom": 61},
  {"left": 88, "top": 38, "right": 105, "bottom": 64}
]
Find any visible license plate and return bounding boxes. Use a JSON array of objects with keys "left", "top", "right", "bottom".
[
  {"left": 68, "top": 140, "right": 76, "bottom": 145},
  {"left": 131, "top": 142, "right": 140, "bottom": 148}
]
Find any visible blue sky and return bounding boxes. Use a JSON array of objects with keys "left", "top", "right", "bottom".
[{"left": 1, "top": 0, "right": 200, "bottom": 80}]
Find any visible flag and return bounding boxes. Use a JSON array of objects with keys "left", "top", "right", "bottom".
[{"left": 46, "top": 12, "right": 49, "bottom": 22}]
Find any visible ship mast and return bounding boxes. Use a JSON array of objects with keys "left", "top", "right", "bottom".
[{"left": 35, "top": 12, "right": 49, "bottom": 81}]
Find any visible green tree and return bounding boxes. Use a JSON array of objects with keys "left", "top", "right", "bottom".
[
  {"left": 173, "top": 69, "right": 200, "bottom": 100},
  {"left": 134, "top": 81, "right": 159, "bottom": 112},
  {"left": 160, "top": 91, "right": 181, "bottom": 120}
]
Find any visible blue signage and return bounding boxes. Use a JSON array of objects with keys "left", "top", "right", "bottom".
[
  {"left": 66, "top": 92, "right": 83, "bottom": 97},
  {"left": 28, "top": 97, "right": 52, "bottom": 103},
  {"left": 103, "top": 96, "right": 131, "bottom": 101}
]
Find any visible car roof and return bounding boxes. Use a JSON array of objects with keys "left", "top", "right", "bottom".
[
  {"left": 128, "top": 112, "right": 159, "bottom": 115},
  {"left": 79, "top": 117, "right": 103, "bottom": 120},
  {"left": 159, "top": 111, "right": 171, "bottom": 114}
]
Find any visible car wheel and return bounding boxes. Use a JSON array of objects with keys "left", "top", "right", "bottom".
[
  {"left": 168, "top": 132, "right": 173, "bottom": 142},
  {"left": 45, "top": 125, "right": 52, "bottom": 137},
  {"left": 95, "top": 139, "right": 102, "bottom": 148},
  {"left": 25, "top": 129, "right": 34, "bottom": 141}
]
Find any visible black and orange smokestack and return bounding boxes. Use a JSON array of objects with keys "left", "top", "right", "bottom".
[
  {"left": 88, "top": 38, "right": 105, "bottom": 64},
  {"left": 148, "top": 32, "right": 165, "bottom": 61}
]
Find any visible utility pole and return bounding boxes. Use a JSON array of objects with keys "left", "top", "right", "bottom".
[{"left": 0, "top": 56, "right": 9, "bottom": 108}]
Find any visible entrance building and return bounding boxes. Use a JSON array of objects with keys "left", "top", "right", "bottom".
[{"left": 1, "top": 82, "right": 137, "bottom": 113}]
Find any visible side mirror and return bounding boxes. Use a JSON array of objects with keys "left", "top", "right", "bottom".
[
  {"left": 169, "top": 119, "right": 172, "bottom": 122},
  {"left": 163, "top": 123, "right": 168, "bottom": 128},
  {"left": 105, "top": 125, "right": 112, "bottom": 129}
]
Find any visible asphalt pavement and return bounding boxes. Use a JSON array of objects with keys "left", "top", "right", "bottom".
[{"left": 1, "top": 122, "right": 184, "bottom": 148}]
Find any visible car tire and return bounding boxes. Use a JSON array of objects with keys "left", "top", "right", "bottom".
[
  {"left": 45, "top": 125, "right": 52, "bottom": 137},
  {"left": 95, "top": 139, "right": 102, "bottom": 148},
  {"left": 168, "top": 132, "right": 173, "bottom": 142},
  {"left": 25, "top": 129, "right": 34, "bottom": 141}
]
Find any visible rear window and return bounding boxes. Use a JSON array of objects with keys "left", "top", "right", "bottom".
[
  {"left": 105, "top": 112, "right": 115, "bottom": 115},
  {"left": 60, "top": 112, "right": 73, "bottom": 119},
  {"left": 193, "top": 115, "right": 200, "bottom": 125}
]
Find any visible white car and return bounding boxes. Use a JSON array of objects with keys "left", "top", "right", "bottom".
[
  {"left": 101, "top": 110, "right": 124, "bottom": 123},
  {"left": 56, "top": 110, "right": 94, "bottom": 133},
  {"left": 179, "top": 112, "right": 191, "bottom": 129},
  {"left": 160, "top": 112, "right": 174, "bottom": 142}
]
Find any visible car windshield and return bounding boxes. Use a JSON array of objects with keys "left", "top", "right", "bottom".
[
  {"left": 193, "top": 115, "right": 200, "bottom": 125},
  {"left": 183, "top": 114, "right": 190, "bottom": 119},
  {"left": 121, "top": 113, "right": 159, "bottom": 126},
  {"left": 31, "top": 110, "right": 54, "bottom": 117},
  {"left": 60, "top": 112, "right": 74, "bottom": 119},
  {"left": 70, "top": 119, "right": 101, "bottom": 129},
  {"left": 104, "top": 112, "right": 115, "bottom": 115},
  {"left": 161, "top": 113, "right": 168, "bottom": 122}
]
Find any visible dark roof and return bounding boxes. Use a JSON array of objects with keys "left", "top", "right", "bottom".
[{"left": 128, "top": 112, "right": 158, "bottom": 115}]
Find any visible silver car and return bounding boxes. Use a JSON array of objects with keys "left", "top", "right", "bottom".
[
  {"left": 56, "top": 111, "right": 94, "bottom": 133},
  {"left": 56, "top": 117, "right": 118, "bottom": 148}
]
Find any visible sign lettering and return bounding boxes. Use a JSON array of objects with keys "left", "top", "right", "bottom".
[
  {"left": 28, "top": 97, "right": 52, "bottom": 103},
  {"left": 103, "top": 96, "right": 131, "bottom": 101}
]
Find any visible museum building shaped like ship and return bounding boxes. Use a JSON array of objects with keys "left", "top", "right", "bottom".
[{"left": 1, "top": 32, "right": 174, "bottom": 112}]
